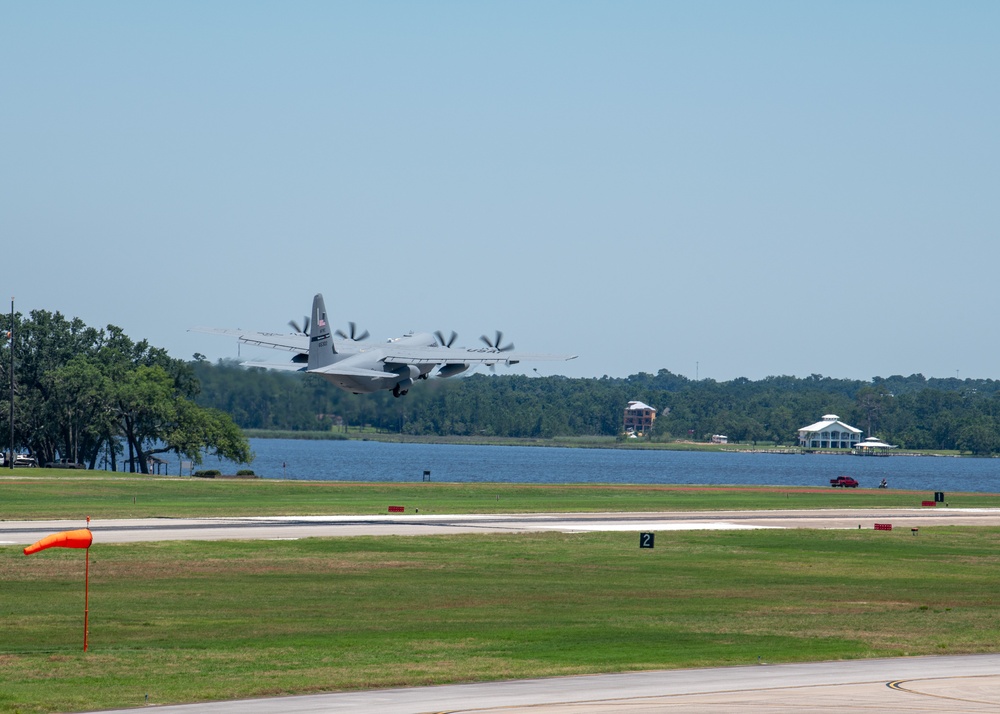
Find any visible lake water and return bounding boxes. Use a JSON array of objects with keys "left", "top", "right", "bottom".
[{"left": 205, "top": 439, "right": 1000, "bottom": 493}]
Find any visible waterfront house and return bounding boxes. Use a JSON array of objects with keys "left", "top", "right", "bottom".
[
  {"left": 623, "top": 401, "right": 656, "bottom": 436},
  {"left": 797, "top": 414, "right": 862, "bottom": 450}
]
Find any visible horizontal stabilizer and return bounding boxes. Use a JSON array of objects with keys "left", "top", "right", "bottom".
[
  {"left": 309, "top": 364, "right": 396, "bottom": 379},
  {"left": 190, "top": 327, "right": 307, "bottom": 354},
  {"left": 242, "top": 361, "right": 307, "bottom": 372}
]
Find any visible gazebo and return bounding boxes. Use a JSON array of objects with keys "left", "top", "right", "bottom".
[{"left": 853, "top": 436, "right": 897, "bottom": 457}]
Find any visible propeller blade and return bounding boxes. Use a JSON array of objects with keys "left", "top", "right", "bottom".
[
  {"left": 336, "top": 322, "right": 369, "bottom": 341},
  {"left": 479, "top": 331, "right": 513, "bottom": 352},
  {"left": 289, "top": 316, "right": 310, "bottom": 335},
  {"left": 436, "top": 330, "right": 458, "bottom": 347}
]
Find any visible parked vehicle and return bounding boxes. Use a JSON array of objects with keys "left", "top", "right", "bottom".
[
  {"left": 13, "top": 454, "right": 38, "bottom": 468},
  {"left": 830, "top": 475, "right": 859, "bottom": 488},
  {"left": 45, "top": 459, "right": 86, "bottom": 469}
]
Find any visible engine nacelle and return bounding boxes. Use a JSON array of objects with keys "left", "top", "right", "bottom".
[
  {"left": 437, "top": 363, "right": 470, "bottom": 379},
  {"left": 392, "top": 377, "right": 415, "bottom": 398},
  {"left": 391, "top": 364, "right": 421, "bottom": 381}
]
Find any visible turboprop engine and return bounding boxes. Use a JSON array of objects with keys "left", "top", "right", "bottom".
[
  {"left": 437, "top": 363, "right": 471, "bottom": 379},
  {"left": 391, "top": 364, "right": 422, "bottom": 398}
]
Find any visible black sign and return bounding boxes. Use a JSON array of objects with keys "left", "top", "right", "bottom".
[
  {"left": 640, "top": 532, "right": 655, "bottom": 549},
  {"left": 935, "top": 491, "right": 945, "bottom": 503}
]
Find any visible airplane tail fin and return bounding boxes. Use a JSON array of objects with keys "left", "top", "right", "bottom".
[{"left": 307, "top": 293, "right": 337, "bottom": 371}]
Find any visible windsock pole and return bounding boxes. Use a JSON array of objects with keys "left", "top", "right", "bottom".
[
  {"left": 23, "top": 518, "right": 94, "bottom": 651},
  {"left": 84, "top": 516, "right": 90, "bottom": 652}
]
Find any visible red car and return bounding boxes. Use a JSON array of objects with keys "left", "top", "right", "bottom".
[{"left": 830, "top": 476, "right": 859, "bottom": 488}]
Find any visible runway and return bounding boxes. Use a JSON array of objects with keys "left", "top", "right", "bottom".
[
  {"left": 4, "top": 507, "right": 1000, "bottom": 546},
  {"left": 89, "top": 654, "right": 1000, "bottom": 713}
]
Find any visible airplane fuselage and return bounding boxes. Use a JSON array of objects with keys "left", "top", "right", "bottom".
[
  {"left": 193, "top": 293, "right": 576, "bottom": 398},
  {"left": 318, "top": 332, "right": 439, "bottom": 395}
]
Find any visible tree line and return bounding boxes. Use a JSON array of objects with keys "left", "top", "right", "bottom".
[
  {"left": 6, "top": 303, "right": 998, "bottom": 465},
  {"left": 190, "top": 360, "right": 1000, "bottom": 454},
  {"left": 1, "top": 311, "right": 251, "bottom": 471}
]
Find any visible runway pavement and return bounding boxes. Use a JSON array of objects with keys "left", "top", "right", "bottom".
[
  {"left": 89, "top": 654, "right": 1000, "bottom": 713},
  {"left": 4, "top": 507, "right": 1000, "bottom": 546}
]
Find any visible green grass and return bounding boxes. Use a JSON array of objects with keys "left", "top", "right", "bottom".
[
  {"left": 2, "top": 528, "right": 1000, "bottom": 713},
  {"left": 2, "top": 471, "right": 999, "bottom": 519},
  {"left": 242, "top": 429, "right": 349, "bottom": 440}
]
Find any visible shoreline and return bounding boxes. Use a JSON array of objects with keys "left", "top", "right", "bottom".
[{"left": 241, "top": 429, "right": 972, "bottom": 457}]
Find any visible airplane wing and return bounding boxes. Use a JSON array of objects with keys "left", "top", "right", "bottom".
[
  {"left": 382, "top": 346, "right": 578, "bottom": 365},
  {"left": 190, "top": 327, "right": 308, "bottom": 353}
]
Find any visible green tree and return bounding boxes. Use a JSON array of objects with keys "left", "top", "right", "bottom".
[
  {"left": 956, "top": 416, "right": 999, "bottom": 455},
  {"left": 0, "top": 309, "right": 251, "bottom": 470}
]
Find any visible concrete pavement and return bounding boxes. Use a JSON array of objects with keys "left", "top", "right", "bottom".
[
  {"left": 90, "top": 654, "right": 1000, "bottom": 713},
  {"left": 5, "top": 508, "right": 1000, "bottom": 546}
]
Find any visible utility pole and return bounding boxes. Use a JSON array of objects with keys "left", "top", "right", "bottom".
[{"left": 8, "top": 297, "right": 13, "bottom": 470}]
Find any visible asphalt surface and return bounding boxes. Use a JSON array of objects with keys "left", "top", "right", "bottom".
[
  {"left": 90, "top": 654, "right": 1000, "bottom": 713},
  {"left": 4, "top": 507, "right": 1000, "bottom": 546}
]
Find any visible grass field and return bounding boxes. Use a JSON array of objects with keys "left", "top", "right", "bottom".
[
  {"left": 3, "top": 474, "right": 1000, "bottom": 713},
  {"left": 3, "top": 470, "right": 1000, "bottom": 520},
  {"left": 3, "top": 528, "right": 1000, "bottom": 713}
]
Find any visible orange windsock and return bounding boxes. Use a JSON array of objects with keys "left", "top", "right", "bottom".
[{"left": 24, "top": 529, "right": 93, "bottom": 555}]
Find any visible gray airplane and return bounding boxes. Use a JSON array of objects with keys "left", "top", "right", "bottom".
[{"left": 193, "top": 293, "right": 577, "bottom": 397}]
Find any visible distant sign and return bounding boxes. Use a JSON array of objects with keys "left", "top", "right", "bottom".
[
  {"left": 639, "top": 532, "right": 655, "bottom": 549},
  {"left": 935, "top": 491, "right": 945, "bottom": 503}
]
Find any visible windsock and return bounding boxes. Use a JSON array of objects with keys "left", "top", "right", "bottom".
[{"left": 24, "top": 529, "right": 93, "bottom": 555}]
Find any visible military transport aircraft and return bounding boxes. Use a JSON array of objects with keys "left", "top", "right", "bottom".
[{"left": 193, "top": 293, "right": 577, "bottom": 397}]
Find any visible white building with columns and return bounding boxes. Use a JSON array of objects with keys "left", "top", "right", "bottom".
[{"left": 797, "top": 414, "right": 863, "bottom": 450}]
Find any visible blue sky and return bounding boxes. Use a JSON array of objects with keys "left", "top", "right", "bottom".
[{"left": 3, "top": 2, "right": 998, "bottom": 382}]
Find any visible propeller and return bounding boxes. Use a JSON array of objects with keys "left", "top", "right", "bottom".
[
  {"left": 335, "top": 322, "right": 370, "bottom": 341},
  {"left": 435, "top": 330, "right": 458, "bottom": 347},
  {"left": 479, "top": 330, "right": 514, "bottom": 352},
  {"left": 289, "top": 316, "right": 310, "bottom": 335}
]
